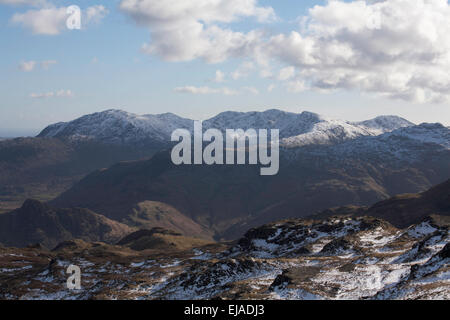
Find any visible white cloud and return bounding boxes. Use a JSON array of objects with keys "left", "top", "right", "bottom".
[
  {"left": 267, "top": 84, "right": 276, "bottom": 92},
  {"left": 40, "top": 60, "right": 57, "bottom": 69},
  {"left": 174, "top": 85, "right": 260, "bottom": 95},
  {"left": 277, "top": 66, "right": 295, "bottom": 81},
  {"left": 122, "top": 0, "right": 450, "bottom": 103},
  {"left": 56, "top": 89, "right": 73, "bottom": 97},
  {"left": 120, "top": 0, "right": 275, "bottom": 63},
  {"left": 19, "top": 60, "right": 36, "bottom": 72},
  {"left": 19, "top": 59, "right": 56, "bottom": 71},
  {"left": 259, "top": 68, "right": 273, "bottom": 79},
  {"left": 231, "top": 61, "right": 254, "bottom": 80},
  {"left": 12, "top": 7, "right": 67, "bottom": 35},
  {"left": 286, "top": 80, "right": 306, "bottom": 93},
  {"left": 30, "top": 89, "right": 73, "bottom": 98},
  {"left": 243, "top": 86, "right": 259, "bottom": 95},
  {"left": 174, "top": 86, "right": 238, "bottom": 95},
  {"left": 212, "top": 70, "right": 225, "bottom": 83},
  {"left": 11, "top": 5, "right": 108, "bottom": 35},
  {"left": 85, "top": 5, "right": 108, "bottom": 24},
  {"left": 30, "top": 92, "right": 54, "bottom": 98},
  {"left": 262, "top": 0, "right": 450, "bottom": 102}
]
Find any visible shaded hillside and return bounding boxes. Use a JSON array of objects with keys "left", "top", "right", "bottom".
[
  {"left": 117, "top": 228, "right": 213, "bottom": 251},
  {"left": 309, "top": 179, "right": 450, "bottom": 229},
  {"left": 123, "top": 201, "right": 214, "bottom": 240},
  {"left": 10, "top": 108, "right": 416, "bottom": 213},
  {"left": 51, "top": 130, "right": 450, "bottom": 240},
  {"left": 0, "top": 199, "right": 132, "bottom": 249},
  {"left": 366, "top": 179, "right": 450, "bottom": 228},
  {"left": 0, "top": 137, "right": 159, "bottom": 212}
]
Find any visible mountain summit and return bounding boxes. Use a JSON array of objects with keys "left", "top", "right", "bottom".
[
  {"left": 37, "top": 109, "right": 415, "bottom": 148},
  {"left": 37, "top": 109, "right": 194, "bottom": 146}
]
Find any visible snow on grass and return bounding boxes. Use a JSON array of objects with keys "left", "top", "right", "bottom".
[
  {"left": 270, "top": 287, "right": 323, "bottom": 300},
  {"left": 359, "top": 228, "right": 398, "bottom": 248},
  {"left": 190, "top": 249, "right": 213, "bottom": 260},
  {"left": 130, "top": 261, "right": 145, "bottom": 268},
  {"left": 251, "top": 239, "right": 280, "bottom": 258},
  {"left": 312, "top": 265, "right": 410, "bottom": 299},
  {"left": 0, "top": 265, "right": 32, "bottom": 273},
  {"left": 310, "top": 237, "right": 333, "bottom": 253},
  {"left": 407, "top": 222, "right": 437, "bottom": 238},
  {"left": 160, "top": 260, "right": 181, "bottom": 268}
]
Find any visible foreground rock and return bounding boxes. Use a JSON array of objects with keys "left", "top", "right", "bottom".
[{"left": 0, "top": 215, "right": 448, "bottom": 300}]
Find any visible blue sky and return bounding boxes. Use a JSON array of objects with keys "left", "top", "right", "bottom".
[{"left": 1, "top": 0, "right": 449, "bottom": 135}]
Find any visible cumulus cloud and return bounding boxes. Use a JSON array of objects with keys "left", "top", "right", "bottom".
[
  {"left": 286, "top": 80, "right": 307, "bottom": 93},
  {"left": 12, "top": 7, "right": 68, "bottom": 35},
  {"left": 174, "top": 86, "right": 238, "bottom": 95},
  {"left": 263, "top": 0, "right": 450, "bottom": 103},
  {"left": 277, "top": 66, "right": 295, "bottom": 81},
  {"left": 19, "top": 60, "right": 56, "bottom": 71},
  {"left": 174, "top": 85, "right": 261, "bottom": 95},
  {"left": 243, "top": 86, "right": 259, "bottom": 95},
  {"left": 212, "top": 70, "right": 225, "bottom": 83},
  {"left": 11, "top": 4, "right": 108, "bottom": 35},
  {"left": 19, "top": 60, "right": 36, "bottom": 72},
  {"left": 231, "top": 61, "right": 255, "bottom": 80},
  {"left": 122, "top": 0, "right": 450, "bottom": 103},
  {"left": 120, "top": 0, "right": 275, "bottom": 63},
  {"left": 30, "top": 89, "right": 73, "bottom": 98},
  {"left": 30, "top": 92, "right": 54, "bottom": 98},
  {"left": 85, "top": 5, "right": 108, "bottom": 24}
]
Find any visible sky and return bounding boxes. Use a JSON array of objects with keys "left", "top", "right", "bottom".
[{"left": 1, "top": 0, "right": 450, "bottom": 136}]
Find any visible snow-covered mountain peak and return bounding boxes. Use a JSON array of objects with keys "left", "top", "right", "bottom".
[
  {"left": 37, "top": 108, "right": 434, "bottom": 149},
  {"left": 37, "top": 109, "right": 193, "bottom": 145},
  {"left": 203, "top": 109, "right": 331, "bottom": 139},
  {"left": 298, "top": 110, "right": 328, "bottom": 122},
  {"left": 354, "top": 115, "right": 415, "bottom": 134},
  {"left": 280, "top": 114, "right": 415, "bottom": 148},
  {"left": 384, "top": 122, "right": 450, "bottom": 148}
]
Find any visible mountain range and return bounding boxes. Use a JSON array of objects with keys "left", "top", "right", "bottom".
[
  {"left": 1, "top": 108, "right": 422, "bottom": 213},
  {"left": 0, "top": 108, "right": 448, "bottom": 300},
  {"left": 38, "top": 109, "right": 415, "bottom": 147},
  {"left": 42, "top": 110, "right": 448, "bottom": 240},
  {"left": 0, "top": 199, "right": 132, "bottom": 249},
  {"left": 0, "top": 108, "right": 448, "bottom": 243}
]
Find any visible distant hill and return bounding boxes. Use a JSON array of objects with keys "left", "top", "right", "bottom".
[
  {"left": 0, "top": 108, "right": 420, "bottom": 212},
  {"left": 0, "top": 137, "right": 159, "bottom": 212},
  {"left": 123, "top": 201, "right": 214, "bottom": 240},
  {"left": 117, "top": 228, "right": 213, "bottom": 251},
  {"left": 51, "top": 122, "right": 450, "bottom": 240},
  {"left": 0, "top": 199, "right": 132, "bottom": 249},
  {"left": 366, "top": 179, "right": 450, "bottom": 227},
  {"left": 311, "top": 179, "right": 450, "bottom": 228},
  {"left": 2, "top": 109, "right": 449, "bottom": 241}
]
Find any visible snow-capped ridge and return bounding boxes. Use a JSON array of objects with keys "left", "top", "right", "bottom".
[
  {"left": 38, "top": 108, "right": 441, "bottom": 149},
  {"left": 38, "top": 109, "right": 194, "bottom": 145},
  {"left": 353, "top": 115, "right": 414, "bottom": 134}
]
